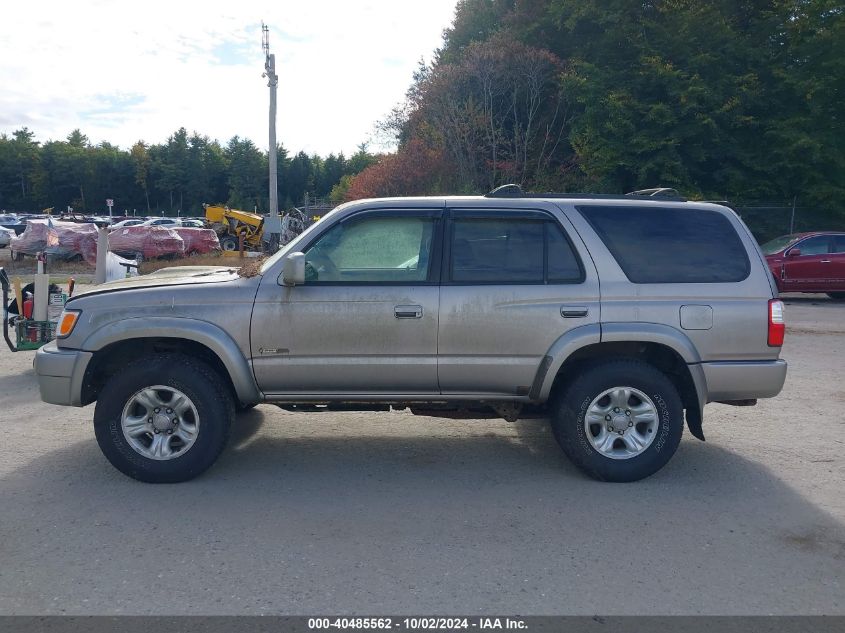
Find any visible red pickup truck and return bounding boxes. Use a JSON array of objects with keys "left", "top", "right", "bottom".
[{"left": 762, "top": 232, "right": 845, "bottom": 299}]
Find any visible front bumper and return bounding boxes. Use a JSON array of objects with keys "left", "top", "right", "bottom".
[
  {"left": 702, "top": 359, "right": 788, "bottom": 402},
  {"left": 33, "top": 342, "right": 93, "bottom": 406}
]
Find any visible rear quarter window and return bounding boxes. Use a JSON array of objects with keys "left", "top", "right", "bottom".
[{"left": 577, "top": 205, "right": 750, "bottom": 284}]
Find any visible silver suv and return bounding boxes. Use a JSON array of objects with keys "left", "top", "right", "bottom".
[{"left": 33, "top": 190, "right": 787, "bottom": 483}]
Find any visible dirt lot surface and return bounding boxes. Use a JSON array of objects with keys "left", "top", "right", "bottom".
[{"left": 0, "top": 293, "right": 843, "bottom": 615}]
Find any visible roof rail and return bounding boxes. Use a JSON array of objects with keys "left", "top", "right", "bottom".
[
  {"left": 625, "top": 187, "right": 682, "bottom": 198},
  {"left": 484, "top": 184, "right": 687, "bottom": 202},
  {"left": 485, "top": 184, "right": 525, "bottom": 198}
]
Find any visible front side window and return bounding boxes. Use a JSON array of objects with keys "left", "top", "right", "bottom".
[
  {"left": 450, "top": 217, "right": 583, "bottom": 284},
  {"left": 794, "top": 236, "right": 831, "bottom": 255},
  {"left": 303, "top": 214, "right": 436, "bottom": 283}
]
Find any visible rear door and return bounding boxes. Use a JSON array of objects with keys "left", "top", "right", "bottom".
[
  {"left": 781, "top": 235, "right": 832, "bottom": 291},
  {"left": 437, "top": 208, "right": 599, "bottom": 395},
  {"left": 828, "top": 235, "right": 845, "bottom": 291}
]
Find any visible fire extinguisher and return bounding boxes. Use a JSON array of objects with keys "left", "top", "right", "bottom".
[{"left": 23, "top": 294, "right": 37, "bottom": 342}]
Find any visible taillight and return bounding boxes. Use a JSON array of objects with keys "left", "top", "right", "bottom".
[{"left": 768, "top": 299, "right": 785, "bottom": 347}]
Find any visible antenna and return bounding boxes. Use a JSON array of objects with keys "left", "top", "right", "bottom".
[{"left": 261, "top": 22, "right": 271, "bottom": 68}]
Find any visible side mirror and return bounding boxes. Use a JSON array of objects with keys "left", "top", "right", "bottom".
[
  {"left": 786, "top": 248, "right": 801, "bottom": 258},
  {"left": 281, "top": 252, "right": 306, "bottom": 286}
]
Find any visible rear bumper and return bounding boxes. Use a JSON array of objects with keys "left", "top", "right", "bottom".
[
  {"left": 702, "top": 359, "right": 787, "bottom": 402},
  {"left": 33, "top": 342, "right": 93, "bottom": 406}
]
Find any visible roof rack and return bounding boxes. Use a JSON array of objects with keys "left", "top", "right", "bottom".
[
  {"left": 484, "top": 184, "right": 687, "bottom": 202},
  {"left": 625, "top": 187, "right": 682, "bottom": 198},
  {"left": 486, "top": 184, "right": 525, "bottom": 197}
]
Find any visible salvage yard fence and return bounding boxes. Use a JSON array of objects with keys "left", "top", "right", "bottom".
[{"left": 714, "top": 201, "right": 845, "bottom": 243}]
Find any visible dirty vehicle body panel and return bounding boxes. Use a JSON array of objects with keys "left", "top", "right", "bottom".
[
  {"left": 36, "top": 269, "right": 261, "bottom": 407},
  {"left": 34, "top": 194, "right": 787, "bottom": 482}
]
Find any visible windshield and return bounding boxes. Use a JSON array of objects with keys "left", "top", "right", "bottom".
[{"left": 760, "top": 234, "right": 801, "bottom": 255}]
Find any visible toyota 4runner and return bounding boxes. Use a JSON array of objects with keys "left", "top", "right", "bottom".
[{"left": 33, "top": 188, "right": 788, "bottom": 483}]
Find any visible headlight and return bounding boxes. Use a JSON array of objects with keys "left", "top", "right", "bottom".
[{"left": 56, "top": 309, "right": 81, "bottom": 338}]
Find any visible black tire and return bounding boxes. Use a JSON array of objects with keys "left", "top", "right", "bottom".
[
  {"left": 827, "top": 292, "right": 845, "bottom": 301},
  {"left": 550, "top": 359, "right": 684, "bottom": 482},
  {"left": 220, "top": 235, "right": 239, "bottom": 251},
  {"left": 93, "top": 354, "right": 235, "bottom": 483}
]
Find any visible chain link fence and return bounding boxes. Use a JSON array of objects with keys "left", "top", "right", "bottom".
[{"left": 711, "top": 202, "right": 845, "bottom": 243}]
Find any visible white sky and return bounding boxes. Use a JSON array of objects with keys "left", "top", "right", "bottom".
[{"left": 0, "top": 0, "right": 458, "bottom": 156}]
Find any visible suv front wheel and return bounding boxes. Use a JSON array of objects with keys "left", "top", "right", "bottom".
[
  {"left": 93, "top": 353, "right": 235, "bottom": 483},
  {"left": 551, "top": 360, "right": 684, "bottom": 482}
]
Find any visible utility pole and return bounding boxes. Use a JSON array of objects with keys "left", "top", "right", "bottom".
[{"left": 262, "top": 22, "right": 281, "bottom": 251}]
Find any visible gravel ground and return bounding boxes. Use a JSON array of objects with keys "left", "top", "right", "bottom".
[{"left": 0, "top": 294, "right": 842, "bottom": 615}]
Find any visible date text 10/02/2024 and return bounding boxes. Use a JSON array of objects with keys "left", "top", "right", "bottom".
[{"left": 307, "top": 617, "right": 528, "bottom": 630}]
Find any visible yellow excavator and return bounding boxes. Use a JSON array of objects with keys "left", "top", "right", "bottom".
[{"left": 203, "top": 204, "right": 264, "bottom": 251}]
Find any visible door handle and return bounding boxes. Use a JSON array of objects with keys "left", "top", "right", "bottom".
[
  {"left": 395, "top": 305, "right": 423, "bottom": 319},
  {"left": 561, "top": 305, "right": 589, "bottom": 318}
]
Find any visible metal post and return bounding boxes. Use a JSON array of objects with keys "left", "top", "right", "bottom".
[
  {"left": 789, "top": 196, "right": 797, "bottom": 234},
  {"left": 95, "top": 227, "right": 109, "bottom": 284},
  {"left": 34, "top": 256, "right": 48, "bottom": 321},
  {"left": 262, "top": 23, "right": 281, "bottom": 252}
]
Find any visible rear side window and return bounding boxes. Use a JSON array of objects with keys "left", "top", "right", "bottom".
[
  {"left": 832, "top": 235, "right": 845, "bottom": 253},
  {"left": 577, "top": 205, "right": 750, "bottom": 283},
  {"left": 450, "top": 217, "right": 583, "bottom": 283}
]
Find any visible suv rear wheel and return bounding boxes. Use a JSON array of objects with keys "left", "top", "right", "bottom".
[
  {"left": 93, "top": 353, "right": 235, "bottom": 483},
  {"left": 551, "top": 359, "right": 684, "bottom": 482}
]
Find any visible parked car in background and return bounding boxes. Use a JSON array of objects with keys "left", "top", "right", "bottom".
[
  {"left": 170, "top": 227, "right": 221, "bottom": 255},
  {"left": 0, "top": 226, "right": 15, "bottom": 248},
  {"left": 0, "top": 214, "right": 27, "bottom": 235},
  {"left": 110, "top": 219, "right": 145, "bottom": 230},
  {"left": 141, "top": 217, "right": 179, "bottom": 227},
  {"left": 10, "top": 219, "right": 98, "bottom": 263},
  {"left": 762, "top": 232, "right": 845, "bottom": 299},
  {"left": 108, "top": 225, "right": 185, "bottom": 260},
  {"left": 179, "top": 219, "right": 205, "bottom": 228}
]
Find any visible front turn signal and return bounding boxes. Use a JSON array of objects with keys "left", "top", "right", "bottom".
[{"left": 56, "top": 310, "right": 81, "bottom": 338}]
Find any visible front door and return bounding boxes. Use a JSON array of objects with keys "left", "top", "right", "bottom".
[
  {"left": 251, "top": 209, "right": 443, "bottom": 396},
  {"left": 782, "top": 235, "right": 832, "bottom": 291},
  {"left": 437, "top": 208, "right": 600, "bottom": 395}
]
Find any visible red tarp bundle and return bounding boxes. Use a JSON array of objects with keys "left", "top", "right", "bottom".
[
  {"left": 170, "top": 227, "right": 221, "bottom": 255},
  {"left": 108, "top": 226, "right": 185, "bottom": 260},
  {"left": 11, "top": 220, "right": 98, "bottom": 264}
]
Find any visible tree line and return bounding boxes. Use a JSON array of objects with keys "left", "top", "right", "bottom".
[
  {"left": 4, "top": 1, "right": 841, "bottom": 220},
  {"left": 345, "top": 0, "right": 844, "bottom": 219},
  {"left": 0, "top": 127, "right": 377, "bottom": 216}
]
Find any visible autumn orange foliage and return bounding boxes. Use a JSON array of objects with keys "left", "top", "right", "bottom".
[{"left": 344, "top": 138, "right": 450, "bottom": 201}]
